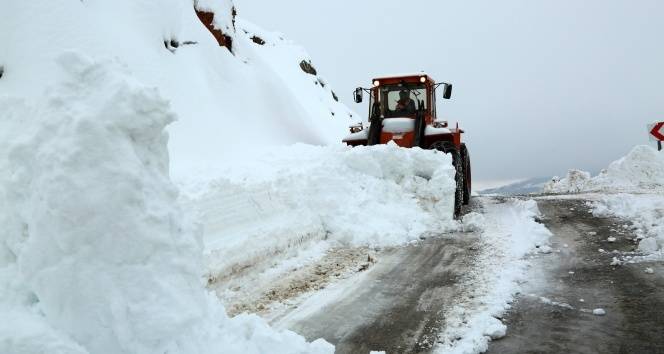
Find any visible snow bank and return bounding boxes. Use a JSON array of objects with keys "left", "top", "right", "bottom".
[
  {"left": 0, "top": 51, "right": 332, "bottom": 354},
  {"left": 592, "top": 194, "right": 664, "bottom": 255},
  {"left": 178, "top": 143, "right": 457, "bottom": 278},
  {"left": 436, "top": 198, "right": 552, "bottom": 354},
  {"left": 544, "top": 145, "right": 664, "bottom": 193}
]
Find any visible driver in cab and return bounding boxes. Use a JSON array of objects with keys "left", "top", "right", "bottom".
[{"left": 394, "top": 90, "right": 416, "bottom": 114}]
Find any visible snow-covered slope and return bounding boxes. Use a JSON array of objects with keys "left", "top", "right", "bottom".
[
  {"left": 0, "top": 0, "right": 354, "bottom": 178},
  {"left": 544, "top": 145, "right": 664, "bottom": 193}
]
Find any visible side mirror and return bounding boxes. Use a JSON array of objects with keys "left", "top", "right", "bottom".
[
  {"left": 443, "top": 83, "right": 453, "bottom": 99},
  {"left": 354, "top": 87, "right": 363, "bottom": 103}
]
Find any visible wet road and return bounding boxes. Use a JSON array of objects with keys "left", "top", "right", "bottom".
[
  {"left": 280, "top": 234, "right": 480, "bottom": 354},
  {"left": 488, "top": 198, "right": 664, "bottom": 354}
]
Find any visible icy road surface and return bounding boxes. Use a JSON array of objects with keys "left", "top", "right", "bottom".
[
  {"left": 488, "top": 198, "right": 664, "bottom": 354},
  {"left": 276, "top": 233, "right": 481, "bottom": 353}
]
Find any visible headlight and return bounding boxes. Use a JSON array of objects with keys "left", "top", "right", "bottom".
[
  {"left": 420, "top": 76, "right": 427, "bottom": 83},
  {"left": 373, "top": 80, "right": 380, "bottom": 87}
]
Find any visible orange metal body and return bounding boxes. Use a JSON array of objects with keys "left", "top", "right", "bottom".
[{"left": 344, "top": 74, "right": 463, "bottom": 151}]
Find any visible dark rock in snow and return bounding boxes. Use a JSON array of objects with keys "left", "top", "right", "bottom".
[
  {"left": 299, "top": 60, "right": 317, "bottom": 76},
  {"left": 251, "top": 35, "right": 265, "bottom": 45}
]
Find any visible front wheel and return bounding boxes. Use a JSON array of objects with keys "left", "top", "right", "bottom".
[
  {"left": 432, "top": 142, "right": 464, "bottom": 219},
  {"left": 461, "top": 143, "right": 471, "bottom": 205}
]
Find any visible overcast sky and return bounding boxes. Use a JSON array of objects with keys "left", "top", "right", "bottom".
[{"left": 235, "top": 0, "right": 664, "bottom": 182}]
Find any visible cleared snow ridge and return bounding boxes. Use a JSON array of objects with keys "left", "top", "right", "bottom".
[
  {"left": 0, "top": 53, "right": 333, "bottom": 354},
  {"left": 178, "top": 142, "right": 458, "bottom": 282}
]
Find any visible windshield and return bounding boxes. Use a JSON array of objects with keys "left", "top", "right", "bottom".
[{"left": 378, "top": 84, "right": 427, "bottom": 118}]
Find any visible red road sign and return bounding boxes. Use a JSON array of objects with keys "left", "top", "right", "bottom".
[{"left": 649, "top": 122, "right": 664, "bottom": 142}]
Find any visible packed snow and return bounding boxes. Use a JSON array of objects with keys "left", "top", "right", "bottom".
[{"left": 436, "top": 198, "right": 552, "bottom": 354}]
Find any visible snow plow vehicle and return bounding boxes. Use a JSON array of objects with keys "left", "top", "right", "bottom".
[{"left": 343, "top": 73, "right": 471, "bottom": 218}]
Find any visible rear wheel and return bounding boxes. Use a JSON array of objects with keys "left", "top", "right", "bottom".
[
  {"left": 460, "top": 143, "right": 471, "bottom": 205},
  {"left": 432, "top": 142, "right": 464, "bottom": 219}
]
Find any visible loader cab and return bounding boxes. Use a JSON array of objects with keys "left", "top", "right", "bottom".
[
  {"left": 347, "top": 73, "right": 458, "bottom": 150},
  {"left": 356, "top": 74, "right": 452, "bottom": 125}
]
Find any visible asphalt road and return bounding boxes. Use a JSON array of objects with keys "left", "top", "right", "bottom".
[
  {"left": 283, "top": 233, "right": 481, "bottom": 354},
  {"left": 488, "top": 198, "right": 664, "bottom": 354},
  {"left": 275, "top": 197, "right": 664, "bottom": 354}
]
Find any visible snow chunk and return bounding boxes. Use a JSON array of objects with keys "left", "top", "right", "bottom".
[
  {"left": 462, "top": 212, "right": 486, "bottom": 233},
  {"left": 592, "top": 308, "right": 606, "bottom": 316},
  {"left": 645, "top": 268, "right": 655, "bottom": 274},
  {"left": 538, "top": 245, "right": 553, "bottom": 254},
  {"left": 544, "top": 170, "right": 591, "bottom": 193},
  {"left": 483, "top": 318, "right": 507, "bottom": 340}
]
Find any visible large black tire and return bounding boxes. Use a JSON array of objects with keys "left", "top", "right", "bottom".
[
  {"left": 432, "top": 142, "right": 464, "bottom": 219},
  {"left": 460, "top": 143, "right": 471, "bottom": 205}
]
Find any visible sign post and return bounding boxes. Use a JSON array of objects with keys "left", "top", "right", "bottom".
[{"left": 648, "top": 122, "right": 664, "bottom": 151}]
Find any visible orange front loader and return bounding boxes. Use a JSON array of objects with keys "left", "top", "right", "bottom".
[{"left": 343, "top": 73, "right": 471, "bottom": 218}]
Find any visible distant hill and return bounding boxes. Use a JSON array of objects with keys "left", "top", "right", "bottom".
[{"left": 478, "top": 176, "right": 552, "bottom": 196}]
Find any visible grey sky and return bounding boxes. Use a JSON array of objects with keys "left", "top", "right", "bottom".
[{"left": 235, "top": 0, "right": 664, "bottom": 181}]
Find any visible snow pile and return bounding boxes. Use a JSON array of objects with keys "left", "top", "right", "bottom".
[
  {"left": 436, "top": 198, "right": 552, "bottom": 354},
  {"left": 179, "top": 143, "right": 457, "bottom": 278},
  {"left": 544, "top": 145, "right": 664, "bottom": 193},
  {"left": 0, "top": 53, "right": 333, "bottom": 354},
  {"left": 592, "top": 194, "right": 664, "bottom": 255},
  {"left": 544, "top": 170, "right": 592, "bottom": 193}
]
